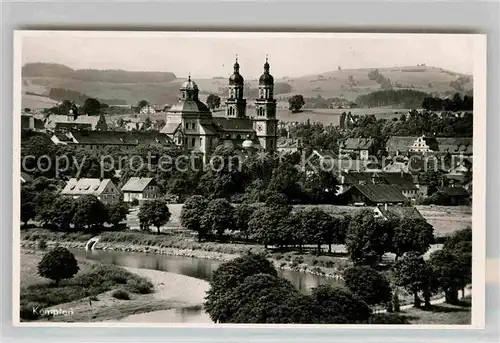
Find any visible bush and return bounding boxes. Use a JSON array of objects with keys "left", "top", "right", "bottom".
[
  {"left": 368, "top": 313, "right": 410, "bottom": 324},
  {"left": 131, "top": 198, "right": 139, "bottom": 206},
  {"left": 72, "top": 264, "right": 153, "bottom": 294},
  {"left": 20, "top": 302, "right": 43, "bottom": 320},
  {"left": 343, "top": 266, "right": 392, "bottom": 305},
  {"left": 38, "top": 239, "right": 47, "bottom": 250},
  {"left": 112, "top": 289, "right": 130, "bottom": 300},
  {"left": 37, "top": 247, "right": 79, "bottom": 284}
]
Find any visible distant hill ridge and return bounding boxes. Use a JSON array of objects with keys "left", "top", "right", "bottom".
[
  {"left": 22, "top": 63, "right": 177, "bottom": 83},
  {"left": 21, "top": 62, "right": 473, "bottom": 108}
]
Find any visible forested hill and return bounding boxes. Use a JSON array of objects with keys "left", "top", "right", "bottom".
[
  {"left": 355, "top": 90, "right": 430, "bottom": 108},
  {"left": 22, "top": 63, "right": 177, "bottom": 83}
]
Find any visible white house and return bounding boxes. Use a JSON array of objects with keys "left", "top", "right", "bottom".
[
  {"left": 121, "top": 177, "right": 161, "bottom": 203},
  {"left": 61, "top": 178, "right": 121, "bottom": 205}
]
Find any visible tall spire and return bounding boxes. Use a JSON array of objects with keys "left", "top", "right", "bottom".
[
  {"left": 264, "top": 54, "right": 269, "bottom": 72},
  {"left": 234, "top": 54, "right": 240, "bottom": 72}
]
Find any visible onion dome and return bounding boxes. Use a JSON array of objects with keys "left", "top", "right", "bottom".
[
  {"left": 259, "top": 56, "right": 274, "bottom": 86},
  {"left": 242, "top": 139, "right": 254, "bottom": 149},
  {"left": 229, "top": 57, "right": 244, "bottom": 85},
  {"left": 181, "top": 75, "right": 198, "bottom": 90}
]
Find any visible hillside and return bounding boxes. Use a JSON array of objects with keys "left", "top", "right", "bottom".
[{"left": 22, "top": 63, "right": 473, "bottom": 109}]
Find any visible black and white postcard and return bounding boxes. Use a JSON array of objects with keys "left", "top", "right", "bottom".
[{"left": 13, "top": 31, "right": 486, "bottom": 328}]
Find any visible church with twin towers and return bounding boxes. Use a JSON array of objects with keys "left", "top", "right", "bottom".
[{"left": 160, "top": 57, "right": 278, "bottom": 160}]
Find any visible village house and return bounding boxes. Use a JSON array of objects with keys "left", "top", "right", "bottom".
[
  {"left": 336, "top": 171, "right": 417, "bottom": 200},
  {"left": 21, "top": 114, "right": 45, "bottom": 131},
  {"left": 341, "top": 184, "right": 409, "bottom": 206},
  {"left": 121, "top": 177, "right": 161, "bottom": 203},
  {"left": 44, "top": 112, "right": 108, "bottom": 132},
  {"left": 51, "top": 130, "right": 176, "bottom": 152},
  {"left": 339, "top": 137, "right": 376, "bottom": 160},
  {"left": 311, "top": 150, "right": 383, "bottom": 173},
  {"left": 386, "top": 135, "right": 473, "bottom": 157},
  {"left": 435, "top": 186, "right": 471, "bottom": 205},
  {"left": 277, "top": 137, "right": 300, "bottom": 154},
  {"left": 373, "top": 204, "right": 425, "bottom": 221},
  {"left": 61, "top": 178, "right": 121, "bottom": 205},
  {"left": 20, "top": 172, "right": 33, "bottom": 184}
]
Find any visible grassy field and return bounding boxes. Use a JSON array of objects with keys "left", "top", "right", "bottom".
[
  {"left": 415, "top": 205, "right": 472, "bottom": 237},
  {"left": 402, "top": 297, "right": 471, "bottom": 325}
]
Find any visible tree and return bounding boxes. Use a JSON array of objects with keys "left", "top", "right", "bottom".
[
  {"left": 137, "top": 100, "right": 149, "bottom": 109},
  {"left": 50, "top": 197, "right": 76, "bottom": 231},
  {"left": 345, "top": 211, "right": 393, "bottom": 265},
  {"left": 144, "top": 116, "right": 152, "bottom": 129},
  {"left": 280, "top": 210, "right": 306, "bottom": 251},
  {"left": 301, "top": 208, "right": 335, "bottom": 255},
  {"left": 201, "top": 199, "right": 236, "bottom": 239},
  {"left": 343, "top": 266, "right": 392, "bottom": 306},
  {"left": 82, "top": 98, "right": 101, "bottom": 115},
  {"left": 429, "top": 249, "right": 466, "bottom": 304},
  {"left": 20, "top": 185, "right": 36, "bottom": 226},
  {"left": 107, "top": 202, "right": 129, "bottom": 228},
  {"left": 310, "top": 285, "right": 372, "bottom": 324},
  {"left": 37, "top": 247, "right": 79, "bottom": 285},
  {"left": 418, "top": 170, "right": 444, "bottom": 195},
  {"left": 322, "top": 216, "right": 347, "bottom": 253},
  {"left": 206, "top": 94, "right": 221, "bottom": 110},
  {"left": 391, "top": 218, "right": 434, "bottom": 259},
  {"left": 235, "top": 203, "right": 255, "bottom": 241},
  {"left": 266, "top": 162, "right": 303, "bottom": 203},
  {"left": 303, "top": 169, "right": 339, "bottom": 204},
  {"left": 72, "top": 195, "right": 108, "bottom": 231},
  {"left": 393, "top": 252, "right": 435, "bottom": 308},
  {"left": 180, "top": 195, "right": 209, "bottom": 241},
  {"left": 204, "top": 253, "right": 278, "bottom": 323},
  {"left": 443, "top": 228, "right": 472, "bottom": 251},
  {"left": 138, "top": 199, "right": 171, "bottom": 234},
  {"left": 248, "top": 205, "right": 291, "bottom": 249},
  {"left": 224, "top": 273, "right": 314, "bottom": 323},
  {"left": 288, "top": 94, "right": 305, "bottom": 112}
]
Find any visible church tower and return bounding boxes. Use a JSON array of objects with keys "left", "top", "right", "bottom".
[
  {"left": 253, "top": 56, "right": 278, "bottom": 152},
  {"left": 225, "top": 56, "right": 247, "bottom": 118}
]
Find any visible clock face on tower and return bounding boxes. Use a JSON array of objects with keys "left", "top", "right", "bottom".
[{"left": 257, "top": 124, "right": 263, "bottom": 132}]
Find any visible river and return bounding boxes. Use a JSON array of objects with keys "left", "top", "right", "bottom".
[{"left": 70, "top": 248, "right": 342, "bottom": 323}]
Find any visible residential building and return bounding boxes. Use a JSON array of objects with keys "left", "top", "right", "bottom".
[
  {"left": 21, "top": 114, "right": 45, "bottom": 131},
  {"left": 339, "top": 137, "right": 376, "bottom": 160},
  {"left": 435, "top": 186, "right": 471, "bottom": 205},
  {"left": 337, "top": 171, "right": 417, "bottom": 199},
  {"left": 121, "top": 177, "right": 161, "bottom": 202},
  {"left": 61, "top": 178, "right": 121, "bottom": 205},
  {"left": 20, "top": 172, "right": 33, "bottom": 184},
  {"left": 341, "top": 184, "right": 409, "bottom": 206},
  {"left": 51, "top": 131, "right": 176, "bottom": 152},
  {"left": 386, "top": 135, "right": 472, "bottom": 156},
  {"left": 45, "top": 113, "right": 108, "bottom": 132},
  {"left": 373, "top": 204, "right": 425, "bottom": 221},
  {"left": 277, "top": 138, "right": 300, "bottom": 154}
]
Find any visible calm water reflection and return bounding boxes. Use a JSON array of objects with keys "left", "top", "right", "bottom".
[
  {"left": 70, "top": 249, "right": 342, "bottom": 323},
  {"left": 71, "top": 249, "right": 342, "bottom": 292}
]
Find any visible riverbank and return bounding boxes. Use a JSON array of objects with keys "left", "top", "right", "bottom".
[
  {"left": 20, "top": 249, "right": 210, "bottom": 323},
  {"left": 20, "top": 237, "right": 345, "bottom": 280}
]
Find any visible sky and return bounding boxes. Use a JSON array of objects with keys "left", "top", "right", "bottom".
[{"left": 20, "top": 32, "right": 476, "bottom": 79}]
